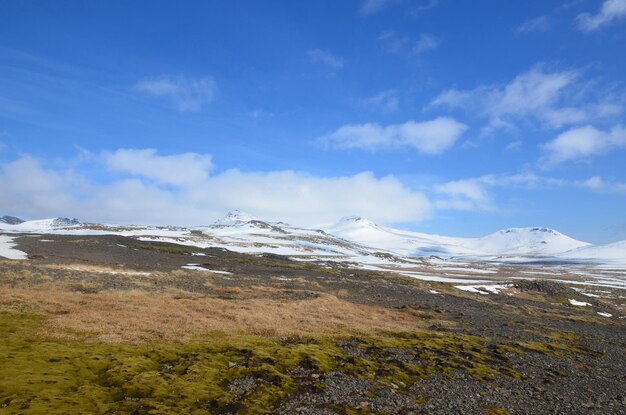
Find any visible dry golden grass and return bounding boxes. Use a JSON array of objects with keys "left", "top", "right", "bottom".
[{"left": 0, "top": 286, "right": 435, "bottom": 343}]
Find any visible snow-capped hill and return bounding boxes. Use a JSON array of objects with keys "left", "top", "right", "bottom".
[
  {"left": 213, "top": 210, "right": 260, "bottom": 226},
  {"left": 325, "top": 216, "right": 472, "bottom": 257},
  {"left": 1, "top": 216, "right": 24, "bottom": 225},
  {"left": 561, "top": 240, "right": 626, "bottom": 264},
  {"left": 0, "top": 217, "right": 82, "bottom": 231},
  {"left": 326, "top": 219, "right": 591, "bottom": 258},
  {"left": 462, "top": 227, "right": 590, "bottom": 256}
]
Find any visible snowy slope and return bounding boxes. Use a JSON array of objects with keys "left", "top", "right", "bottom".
[
  {"left": 326, "top": 218, "right": 590, "bottom": 258},
  {"left": 560, "top": 240, "right": 626, "bottom": 265},
  {"left": 325, "top": 216, "right": 478, "bottom": 257},
  {"left": 0, "top": 217, "right": 82, "bottom": 232}
]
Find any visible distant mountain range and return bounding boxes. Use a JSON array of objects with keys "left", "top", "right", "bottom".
[{"left": 1, "top": 211, "right": 624, "bottom": 265}]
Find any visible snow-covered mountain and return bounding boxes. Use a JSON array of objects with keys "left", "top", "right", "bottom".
[
  {"left": 324, "top": 217, "right": 590, "bottom": 258},
  {"left": 459, "top": 227, "right": 590, "bottom": 256},
  {"left": 0, "top": 212, "right": 623, "bottom": 266},
  {"left": 193, "top": 211, "right": 380, "bottom": 258}
]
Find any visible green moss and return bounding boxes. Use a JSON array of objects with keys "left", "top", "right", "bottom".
[
  {"left": 0, "top": 312, "right": 343, "bottom": 414},
  {"left": 336, "top": 331, "right": 523, "bottom": 383},
  {"left": 0, "top": 312, "right": 595, "bottom": 414}
]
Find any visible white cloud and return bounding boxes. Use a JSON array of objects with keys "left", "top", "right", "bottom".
[
  {"left": 306, "top": 49, "right": 345, "bottom": 70},
  {"left": 431, "top": 65, "right": 622, "bottom": 133},
  {"left": 435, "top": 179, "right": 494, "bottom": 211},
  {"left": 319, "top": 117, "right": 468, "bottom": 154},
  {"left": 359, "top": 90, "right": 400, "bottom": 112},
  {"left": 101, "top": 149, "right": 213, "bottom": 186},
  {"left": 133, "top": 76, "right": 216, "bottom": 112},
  {"left": 540, "top": 124, "right": 626, "bottom": 167},
  {"left": 0, "top": 153, "right": 432, "bottom": 227},
  {"left": 577, "top": 0, "right": 626, "bottom": 31},
  {"left": 515, "top": 15, "right": 550, "bottom": 33},
  {"left": 581, "top": 176, "right": 626, "bottom": 193},
  {"left": 413, "top": 33, "right": 441, "bottom": 53},
  {"left": 0, "top": 157, "right": 84, "bottom": 218}
]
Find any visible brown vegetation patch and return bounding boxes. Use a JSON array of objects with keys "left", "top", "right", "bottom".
[{"left": 0, "top": 286, "right": 438, "bottom": 343}]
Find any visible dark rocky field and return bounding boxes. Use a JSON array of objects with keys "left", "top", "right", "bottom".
[{"left": 0, "top": 234, "right": 624, "bottom": 414}]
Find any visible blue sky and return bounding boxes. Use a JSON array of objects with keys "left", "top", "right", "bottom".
[{"left": 1, "top": 0, "right": 625, "bottom": 243}]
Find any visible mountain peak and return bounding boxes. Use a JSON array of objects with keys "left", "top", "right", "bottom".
[
  {"left": 214, "top": 210, "right": 260, "bottom": 226},
  {"left": 0, "top": 215, "right": 24, "bottom": 225},
  {"left": 337, "top": 216, "right": 377, "bottom": 227}
]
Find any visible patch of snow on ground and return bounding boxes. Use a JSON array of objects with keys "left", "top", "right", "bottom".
[
  {"left": 0, "top": 235, "right": 28, "bottom": 259},
  {"left": 181, "top": 264, "right": 233, "bottom": 274},
  {"left": 401, "top": 273, "right": 491, "bottom": 284},
  {"left": 597, "top": 312, "right": 612, "bottom": 318},
  {"left": 572, "top": 288, "right": 601, "bottom": 298},
  {"left": 455, "top": 284, "right": 510, "bottom": 294},
  {"left": 569, "top": 299, "right": 591, "bottom": 306}
]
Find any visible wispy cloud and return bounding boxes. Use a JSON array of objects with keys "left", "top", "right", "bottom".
[
  {"left": 515, "top": 15, "right": 550, "bottom": 34},
  {"left": 577, "top": 0, "right": 626, "bottom": 31},
  {"left": 359, "top": 0, "right": 395, "bottom": 16},
  {"left": 306, "top": 49, "right": 345, "bottom": 70},
  {"left": 406, "top": 0, "right": 439, "bottom": 18},
  {"left": 133, "top": 76, "right": 216, "bottom": 112},
  {"left": 318, "top": 117, "right": 467, "bottom": 154},
  {"left": 413, "top": 33, "right": 441, "bottom": 53},
  {"left": 581, "top": 176, "right": 626, "bottom": 193},
  {"left": 431, "top": 64, "right": 623, "bottom": 134},
  {"left": 433, "top": 171, "right": 626, "bottom": 212},
  {"left": 540, "top": 124, "right": 626, "bottom": 168},
  {"left": 359, "top": 90, "right": 400, "bottom": 112},
  {"left": 434, "top": 172, "right": 563, "bottom": 211},
  {"left": 378, "top": 31, "right": 442, "bottom": 55},
  {"left": 504, "top": 141, "right": 522, "bottom": 152}
]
